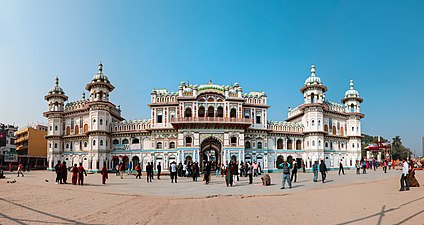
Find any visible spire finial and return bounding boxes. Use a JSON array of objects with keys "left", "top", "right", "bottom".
[
  {"left": 310, "top": 64, "right": 316, "bottom": 77},
  {"left": 98, "top": 62, "right": 103, "bottom": 73},
  {"left": 55, "top": 76, "right": 59, "bottom": 86},
  {"left": 350, "top": 80, "right": 354, "bottom": 89}
]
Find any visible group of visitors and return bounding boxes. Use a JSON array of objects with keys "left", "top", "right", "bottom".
[
  {"left": 399, "top": 158, "right": 420, "bottom": 191},
  {"left": 71, "top": 163, "right": 87, "bottom": 185}
]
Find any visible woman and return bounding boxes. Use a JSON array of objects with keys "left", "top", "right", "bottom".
[
  {"left": 408, "top": 161, "right": 420, "bottom": 187},
  {"left": 101, "top": 162, "right": 108, "bottom": 184},
  {"left": 225, "top": 162, "right": 233, "bottom": 187},
  {"left": 71, "top": 164, "right": 78, "bottom": 185}
]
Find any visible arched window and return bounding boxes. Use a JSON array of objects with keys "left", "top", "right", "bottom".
[
  {"left": 84, "top": 142, "right": 87, "bottom": 147},
  {"left": 217, "top": 107, "right": 223, "bottom": 117},
  {"left": 55, "top": 125, "right": 58, "bottom": 131},
  {"left": 296, "top": 140, "right": 302, "bottom": 150},
  {"left": 311, "top": 93, "right": 315, "bottom": 103},
  {"left": 54, "top": 143, "right": 58, "bottom": 148},
  {"left": 185, "top": 108, "right": 192, "bottom": 117},
  {"left": 341, "top": 127, "right": 345, "bottom": 136},
  {"left": 324, "top": 124, "right": 329, "bottom": 133},
  {"left": 156, "top": 142, "right": 162, "bottom": 149},
  {"left": 277, "top": 139, "right": 283, "bottom": 149},
  {"left": 74, "top": 125, "right": 79, "bottom": 135},
  {"left": 122, "top": 139, "right": 129, "bottom": 145},
  {"left": 83, "top": 124, "right": 88, "bottom": 133},
  {"left": 277, "top": 155, "right": 284, "bottom": 169},
  {"left": 231, "top": 137, "right": 237, "bottom": 146},
  {"left": 245, "top": 141, "right": 251, "bottom": 149},
  {"left": 230, "top": 108, "right": 236, "bottom": 118},
  {"left": 66, "top": 126, "right": 70, "bottom": 136},
  {"left": 311, "top": 120, "right": 315, "bottom": 126},
  {"left": 207, "top": 106, "right": 214, "bottom": 117},
  {"left": 325, "top": 142, "right": 329, "bottom": 148},
  {"left": 257, "top": 141, "right": 262, "bottom": 149},
  {"left": 132, "top": 138, "right": 139, "bottom": 144},
  {"left": 100, "top": 119, "right": 103, "bottom": 125},
  {"left": 100, "top": 140, "right": 104, "bottom": 146},
  {"left": 185, "top": 137, "right": 192, "bottom": 147},
  {"left": 113, "top": 139, "right": 119, "bottom": 145},
  {"left": 198, "top": 106, "right": 205, "bottom": 117},
  {"left": 351, "top": 103, "right": 355, "bottom": 112},
  {"left": 333, "top": 126, "right": 337, "bottom": 135},
  {"left": 93, "top": 140, "right": 96, "bottom": 146},
  {"left": 169, "top": 142, "right": 175, "bottom": 149},
  {"left": 318, "top": 120, "right": 321, "bottom": 126},
  {"left": 287, "top": 140, "right": 293, "bottom": 150}
]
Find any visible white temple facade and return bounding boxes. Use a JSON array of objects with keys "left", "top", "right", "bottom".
[{"left": 44, "top": 64, "right": 364, "bottom": 172}]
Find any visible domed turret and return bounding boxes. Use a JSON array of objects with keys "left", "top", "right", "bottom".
[
  {"left": 344, "top": 80, "right": 360, "bottom": 98},
  {"left": 342, "top": 80, "right": 363, "bottom": 113},
  {"left": 44, "top": 77, "right": 68, "bottom": 112},
  {"left": 85, "top": 62, "right": 115, "bottom": 101},
  {"left": 304, "top": 65, "right": 322, "bottom": 85},
  {"left": 300, "top": 64, "right": 327, "bottom": 104}
]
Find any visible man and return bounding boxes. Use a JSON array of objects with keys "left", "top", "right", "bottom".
[
  {"left": 246, "top": 162, "right": 253, "bottom": 184},
  {"left": 170, "top": 161, "right": 177, "bottom": 183},
  {"left": 55, "top": 160, "right": 62, "bottom": 184},
  {"left": 383, "top": 160, "right": 388, "bottom": 173},
  {"left": 291, "top": 161, "right": 298, "bottom": 183},
  {"left": 399, "top": 158, "right": 410, "bottom": 191},
  {"left": 157, "top": 162, "right": 161, "bottom": 179},
  {"left": 135, "top": 163, "right": 142, "bottom": 179},
  {"left": 60, "top": 161, "right": 67, "bottom": 184},
  {"left": 320, "top": 160, "right": 328, "bottom": 183},
  {"left": 118, "top": 163, "right": 124, "bottom": 179},
  {"left": 150, "top": 161, "right": 155, "bottom": 180},
  {"left": 146, "top": 162, "right": 153, "bottom": 183},
  {"left": 204, "top": 161, "right": 211, "bottom": 184},
  {"left": 339, "top": 160, "right": 345, "bottom": 175},
  {"left": 312, "top": 161, "right": 319, "bottom": 182},
  {"left": 279, "top": 160, "right": 292, "bottom": 189},
  {"left": 192, "top": 162, "right": 199, "bottom": 182},
  {"left": 77, "top": 163, "right": 87, "bottom": 185},
  {"left": 253, "top": 162, "right": 259, "bottom": 177},
  {"left": 127, "top": 161, "right": 132, "bottom": 175},
  {"left": 101, "top": 162, "right": 108, "bottom": 184}
]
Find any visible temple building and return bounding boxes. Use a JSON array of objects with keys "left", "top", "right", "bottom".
[{"left": 44, "top": 64, "right": 364, "bottom": 172}]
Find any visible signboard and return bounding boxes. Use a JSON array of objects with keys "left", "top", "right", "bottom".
[{"left": 4, "top": 153, "right": 18, "bottom": 162}]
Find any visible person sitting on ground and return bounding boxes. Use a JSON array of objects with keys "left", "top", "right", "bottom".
[{"left": 261, "top": 174, "right": 271, "bottom": 186}]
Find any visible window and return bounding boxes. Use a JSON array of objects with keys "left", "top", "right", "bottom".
[
  {"left": 156, "top": 142, "right": 163, "bottom": 149},
  {"left": 208, "top": 106, "right": 214, "bottom": 117},
  {"left": 66, "top": 126, "right": 70, "bottom": 135},
  {"left": 122, "top": 139, "right": 129, "bottom": 145},
  {"left": 287, "top": 140, "right": 293, "bottom": 150},
  {"left": 93, "top": 140, "right": 96, "bottom": 146},
  {"left": 318, "top": 140, "right": 321, "bottom": 147},
  {"left": 49, "top": 143, "right": 52, "bottom": 148},
  {"left": 84, "top": 142, "right": 87, "bottom": 147},
  {"left": 217, "top": 107, "right": 223, "bottom": 117},
  {"left": 311, "top": 93, "right": 315, "bottom": 103},
  {"left": 113, "top": 139, "right": 119, "bottom": 145},
  {"left": 231, "top": 137, "right": 237, "bottom": 146},
  {"left": 55, "top": 125, "right": 58, "bottom": 131},
  {"left": 157, "top": 115, "right": 163, "bottom": 123},
  {"left": 245, "top": 141, "right": 251, "bottom": 149},
  {"left": 257, "top": 141, "right": 262, "bottom": 149},
  {"left": 54, "top": 143, "right": 58, "bottom": 148},
  {"left": 74, "top": 125, "right": 79, "bottom": 135},
  {"left": 170, "top": 142, "right": 175, "bottom": 149},
  {"left": 185, "top": 137, "right": 192, "bottom": 146},
  {"left": 93, "top": 119, "right": 96, "bottom": 123},
  {"left": 277, "top": 139, "right": 283, "bottom": 149},
  {"left": 198, "top": 107, "right": 205, "bottom": 117},
  {"left": 66, "top": 143, "right": 69, "bottom": 149},
  {"left": 185, "top": 108, "right": 192, "bottom": 117},
  {"left": 70, "top": 142, "right": 73, "bottom": 150},
  {"left": 230, "top": 109, "right": 236, "bottom": 118},
  {"left": 100, "top": 119, "right": 103, "bottom": 125},
  {"left": 312, "top": 120, "right": 315, "bottom": 126},
  {"left": 318, "top": 120, "right": 321, "bottom": 126},
  {"left": 312, "top": 140, "right": 315, "bottom": 146},
  {"left": 100, "top": 140, "right": 104, "bottom": 146},
  {"left": 256, "top": 115, "right": 261, "bottom": 124},
  {"left": 49, "top": 126, "right": 52, "bottom": 131},
  {"left": 325, "top": 142, "right": 329, "bottom": 148},
  {"left": 132, "top": 138, "right": 139, "bottom": 144},
  {"left": 352, "top": 127, "right": 354, "bottom": 132},
  {"left": 244, "top": 112, "right": 250, "bottom": 119}
]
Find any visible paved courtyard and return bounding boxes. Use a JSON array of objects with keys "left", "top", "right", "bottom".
[{"left": 0, "top": 168, "right": 423, "bottom": 225}]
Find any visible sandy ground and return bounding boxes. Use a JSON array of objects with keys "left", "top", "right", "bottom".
[{"left": 0, "top": 169, "right": 423, "bottom": 225}]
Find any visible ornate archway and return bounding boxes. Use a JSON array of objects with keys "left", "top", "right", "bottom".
[{"left": 200, "top": 137, "right": 222, "bottom": 170}]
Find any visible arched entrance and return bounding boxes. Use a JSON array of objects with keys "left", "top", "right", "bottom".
[
  {"left": 200, "top": 137, "right": 222, "bottom": 170},
  {"left": 132, "top": 156, "right": 140, "bottom": 169}
]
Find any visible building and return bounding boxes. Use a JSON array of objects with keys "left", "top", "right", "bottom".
[
  {"left": 44, "top": 63, "right": 364, "bottom": 172},
  {"left": 14, "top": 124, "right": 48, "bottom": 167},
  {"left": 0, "top": 123, "right": 19, "bottom": 166}
]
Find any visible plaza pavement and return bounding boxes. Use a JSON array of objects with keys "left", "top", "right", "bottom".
[{"left": 0, "top": 168, "right": 423, "bottom": 225}]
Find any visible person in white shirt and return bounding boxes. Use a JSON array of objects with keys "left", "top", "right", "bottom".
[
  {"left": 400, "top": 158, "right": 410, "bottom": 191},
  {"left": 170, "top": 161, "right": 178, "bottom": 183}
]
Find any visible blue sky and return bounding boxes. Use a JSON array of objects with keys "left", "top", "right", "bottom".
[{"left": 1, "top": 1, "right": 423, "bottom": 154}]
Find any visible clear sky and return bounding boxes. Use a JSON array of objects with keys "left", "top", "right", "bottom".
[{"left": 1, "top": 1, "right": 423, "bottom": 155}]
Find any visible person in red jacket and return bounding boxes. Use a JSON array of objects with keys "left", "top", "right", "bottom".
[
  {"left": 60, "top": 161, "right": 67, "bottom": 184},
  {"left": 71, "top": 164, "right": 78, "bottom": 185},
  {"left": 77, "top": 163, "right": 87, "bottom": 185},
  {"left": 101, "top": 162, "right": 108, "bottom": 184}
]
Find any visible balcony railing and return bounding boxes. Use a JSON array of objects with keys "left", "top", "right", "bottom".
[{"left": 171, "top": 117, "right": 252, "bottom": 124}]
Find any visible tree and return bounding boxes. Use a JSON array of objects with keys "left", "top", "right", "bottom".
[{"left": 390, "top": 136, "right": 412, "bottom": 160}]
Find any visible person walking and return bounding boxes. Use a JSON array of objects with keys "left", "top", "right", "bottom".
[
  {"left": 146, "top": 162, "right": 153, "bottom": 183},
  {"left": 77, "top": 163, "right": 87, "bottom": 185},
  {"left": 362, "top": 160, "right": 367, "bottom": 174},
  {"left": 225, "top": 162, "right": 233, "bottom": 187},
  {"left": 253, "top": 162, "right": 259, "bottom": 177},
  {"left": 101, "top": 162, "right": 108, "bottom": 184},
  {"left": 60, "top": 161, "right": 68, "bottom": 184},
  {"left": 312, "top": 161, "right": 319, "bottom": 182},
  {"left": 170, "top": 161, "right": 177, "bottom": 183},
  {"left": 135, "top": 163, "right": 142, "bottom": 179},
  {"left": 157, "top": 162, "right": 161, "bottom": 179},
  {"left": 399, "top": 158, "right": 410, "bottom": 191},
  {"left": 356, "top": 160, "right": 361, "bottom": 175},
  {"left": 247, "top": 162, "right": 253, "bottom": 184},
  {"left": 239, "top": 161, "right": 244, "bottom": 177},
  {"left": 17, "top": 162, "right": 24, "bottom": 177},
  {"left": 71, "top": 164, "right": 78, "bottom": 185},
  {"left": 192, "top": 162, "right": 199, "bottom": 182},
  {"left": 150, "top": 162, "right": 155, "bottom": 181},
  {"left": 216, "top": 163, "right": 221, "bottom": 177},
  {"left": 233, "top": 162, "right": 239, "bottom": 183},
  {"left": 338, "top": 160, "right": 345, "bottom": 175},
  {"left": 383, "top": 160, "right": 388, "bottom": 173},
  {"left": 204, "top": 161, "right": 211, "bottom": 184},
  {"left": 127, "top": 161, "right": 132, "bottom": 175},
  {"left": 55, "top": 160, "right": 62, "bottom": 184},
  {"left": 291, "top": 161, "right": 298, "bottom": 183},
  {"left": 118, "top": 163, "right": 124, "bottom": 179},
  {"left": 320, "top": 160, "right": 328, "bottom": 183},
  {"left": 280, "top": 160, "right": 292, "bottom": 189}
]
